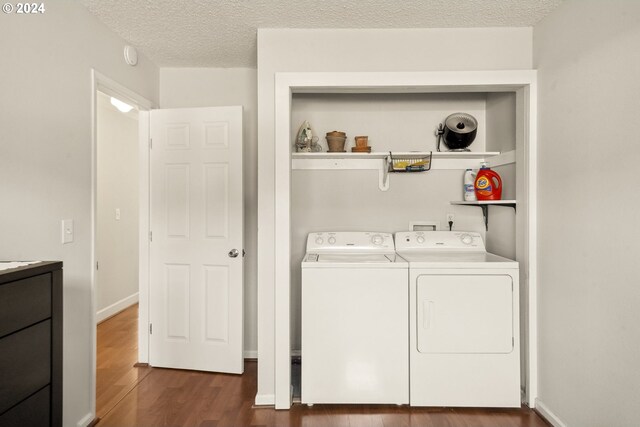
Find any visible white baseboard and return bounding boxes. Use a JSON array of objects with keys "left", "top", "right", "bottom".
[
  {"left": 535, "top": 398, "right": 567, "bottom": 427},
  {"left": 76, "top": 412, "right": 94, "bottom": 427},
  {"left": 254, "top": 393, "right": 275, "bottom": 406},
  {"left": 96, "top": 292, "right": 139, "bottom": 323}
]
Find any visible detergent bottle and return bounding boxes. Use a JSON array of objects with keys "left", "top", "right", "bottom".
[
  {"left": 474, "top": 163, "right": 502, "bottom": 200},
  {"left": 463, "top": 169, "right": 477, "bottom": 201}
]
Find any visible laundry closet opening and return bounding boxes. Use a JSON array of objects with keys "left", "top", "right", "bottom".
[{"left": 274, "top": 72, "right": 537, "bottom": 409}]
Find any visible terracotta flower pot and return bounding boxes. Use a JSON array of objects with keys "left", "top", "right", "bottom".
[
  {"left": 326, "top": 130, "right": 346, "bottom": 138},
  {"left": 326, "top": 136, "right": 346, "bottom": 152},
  {"left": 354, "top": 136, "right": 368, "bottom": 148}
]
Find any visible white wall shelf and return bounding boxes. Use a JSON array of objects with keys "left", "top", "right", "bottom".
[
  {"left": 450, "top": 200, "right": 517, "bottom": 230},
  {"left": 291, "top": 151, "right": 500, "bottom": 160},
  {"left": 451, "top": 200, "right": 517, "bottom": 206},
  {"left": 292, "top": 151, "right": 504, "bottom": 191}
]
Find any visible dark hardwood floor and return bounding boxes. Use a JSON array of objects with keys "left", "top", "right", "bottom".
[
  {"left": 97, "top": 306, "right": 551, "bottom": 427},
  {"left": 96, "top": 304, "right": 152, "bottom": 420}
]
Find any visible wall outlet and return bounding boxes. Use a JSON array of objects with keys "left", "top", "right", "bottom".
[
  {"left": 115, "top": 208, "right": 121, "bottom": 220},
  {"left": 446, "top": 213, "right": 455, "bottom": 224}
]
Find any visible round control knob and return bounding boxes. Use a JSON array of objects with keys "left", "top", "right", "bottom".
[
  {"left": 460, "top": 233, "right": 474, "bottom": 245},
  {"left": 371, "top": 234, "right": 384, "bottom": 245},
  {"left": 328, "top": 236, "right": 336, "bottom": 244},
  {"left": 416, "top": 235, "right": 425, "bottom": 244},
  {"left": 315, "top": 237, "right": 324, "bottom": 245}
]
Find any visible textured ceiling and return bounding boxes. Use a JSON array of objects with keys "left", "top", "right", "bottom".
[{"left": 78, "top": 0, "right": 563, "bottom": 67}]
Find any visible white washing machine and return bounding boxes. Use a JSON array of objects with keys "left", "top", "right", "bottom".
[
  {"left": 301, "top": 232, "right": 408, "bottom": 405},
  {"left": 395, "top": 231, "right": 520, "bottom": 408}
]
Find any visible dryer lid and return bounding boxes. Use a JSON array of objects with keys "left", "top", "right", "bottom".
[{"left": 395, "top": 251, "right": 517, "bottom": 268}]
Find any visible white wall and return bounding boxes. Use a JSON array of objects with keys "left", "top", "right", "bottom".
[
  {"left": 257, "top": 28, "right": 533, "bottom": 403},
  {"left": 534, "top": 2, "right": 640, "bottom": 426},
  {"left": 0, "top": 2, "right": 159, "bottom": 425},
  {"left": 160, "top": 67, "right": 258, "bottom": 357},
  {"left": 97, "top": 92, "right": 139, "bottom": 321}
]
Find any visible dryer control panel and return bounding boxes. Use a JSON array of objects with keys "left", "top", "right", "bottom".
[
  {"left": 306, "top": 232, "right": 395, "bottom": 253},
  {"left": 395, "top": 231, "right": 485, "bottom": 251}
]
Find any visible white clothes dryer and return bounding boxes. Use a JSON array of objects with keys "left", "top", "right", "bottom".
[
  {"left": 301, "top": 232, "right": 408, "bottom": 405},
  {"left": 395, "top": 231, "right": 520, "bottom": 408}
]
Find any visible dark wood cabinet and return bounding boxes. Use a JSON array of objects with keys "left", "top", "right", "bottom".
[{"left": 0, "top": 262, "right": 62, "bottom": 427}]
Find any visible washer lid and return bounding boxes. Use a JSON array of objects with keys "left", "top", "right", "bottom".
[
  {"left": 303, "top": 252, "right": 408, "bottom": 268},
  {"left": 316, "top": 253, "right": 393, "bottom": 263}
]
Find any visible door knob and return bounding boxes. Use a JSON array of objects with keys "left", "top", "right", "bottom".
[{"left": 228, "top": 249, "right": 239, "bottom": 258}]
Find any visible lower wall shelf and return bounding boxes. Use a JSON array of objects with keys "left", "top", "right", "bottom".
[{"left": 450, "top": 200, "right": 517, "bottom": 230}]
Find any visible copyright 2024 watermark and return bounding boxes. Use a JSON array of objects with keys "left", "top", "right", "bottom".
[{"left": 3, "top": 2, "right": 46, "bottom": 14}]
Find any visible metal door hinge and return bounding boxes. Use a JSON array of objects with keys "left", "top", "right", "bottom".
[
  {"left": 149, "top": 138, "right": 153, "bottom": 149},
  {"left": 96, "top": 261, "right": 99, "bottom": 270},
  {"left": 149, "top": 231, "right": 153, "bottom": 242},
  {"left": 149, "top": 323, "right": 153, "bottom": 334}
]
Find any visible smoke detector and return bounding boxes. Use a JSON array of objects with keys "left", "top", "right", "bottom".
[{"left": 124, "top": 45, "right": 138, "bottom": 66}]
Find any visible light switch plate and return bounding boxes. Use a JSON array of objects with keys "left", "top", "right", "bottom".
[{"left": 62, "top": 219, "right": 73, "bottom": 244}]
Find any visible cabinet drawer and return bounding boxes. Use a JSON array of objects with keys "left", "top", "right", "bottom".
[
  {"left": 0, "top": 321, "right": 51, "bottom": 414},
  {"left": 0, "top": 274, "right": 51, "bottom": 337},
  {"left": 0, "top": 385, "right": 50, "bottom": 427}
]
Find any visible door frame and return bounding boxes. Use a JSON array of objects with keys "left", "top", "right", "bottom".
[{"left": 90, "top": 69, "right": 155, "bottom": 418}]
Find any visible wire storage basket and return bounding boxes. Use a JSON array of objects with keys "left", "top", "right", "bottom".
[{"left": 387, "top": 152, "right": 433, "bottom": 172}]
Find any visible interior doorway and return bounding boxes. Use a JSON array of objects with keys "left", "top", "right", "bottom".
[
  {"left": 91, "top": 70, "right": 154, "bottom": 422},
  {"left": 96, "top": 90, "right": 140, "bottom": 322},
  {"left": 94, "top": 90, "right": 142, "bottom": 418}
]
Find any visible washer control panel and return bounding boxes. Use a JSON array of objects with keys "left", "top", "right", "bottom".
[
  {"left": 395, "top": 231, "right": 485, "bottom": 251},
  {"left": 306, "top": 232, "right": 394, "bottom": 252}
]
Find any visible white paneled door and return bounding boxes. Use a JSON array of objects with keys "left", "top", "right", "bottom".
[{"left": 149, "top": 106, "right": 243, "bottom": 374}]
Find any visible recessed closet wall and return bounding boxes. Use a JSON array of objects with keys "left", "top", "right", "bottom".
[{"left": 289, "top": 91, "right": 518, "bottom": 351}]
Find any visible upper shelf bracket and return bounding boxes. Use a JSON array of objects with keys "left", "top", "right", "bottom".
[{"left": 379, "top": 157, "right": 390, "bottom": 191}]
